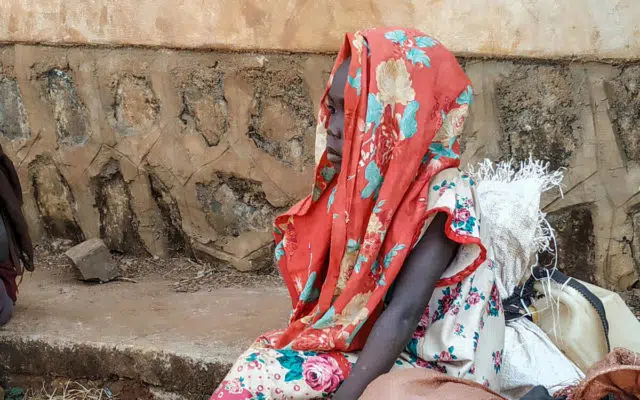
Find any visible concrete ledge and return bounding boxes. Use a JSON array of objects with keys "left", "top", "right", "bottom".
[
  {"left": 0, "top": 270, "right": 291, "bottom": 397},
  {"left": 1, "top": 0, "right": 639, "bottom": 59},
  {"left": 0, "top": 337, "right": 229, "bottom": 397}
]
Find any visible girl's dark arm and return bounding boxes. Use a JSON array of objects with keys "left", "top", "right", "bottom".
[{"left": 332, "top": 213, "right": 458, "bottom": 400}]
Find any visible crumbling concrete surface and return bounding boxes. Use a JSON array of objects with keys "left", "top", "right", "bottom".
[{"left": 0, "top": 269, "right": 290, "bottom": 398}]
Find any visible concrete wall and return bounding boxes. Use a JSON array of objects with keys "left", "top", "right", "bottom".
[
  {"left": 0, "top": 44, "right": 639, "bottom": 289},
  {"left": 1, "top": 1, "right": 640, "bottom": 59}
]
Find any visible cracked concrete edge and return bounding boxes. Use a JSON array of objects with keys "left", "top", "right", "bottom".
[{"left": 0, "top": 334, "right": 233, "bottom": 398}]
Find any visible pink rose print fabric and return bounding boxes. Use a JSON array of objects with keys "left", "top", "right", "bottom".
[{"left": 211, "top": 168, "right": 505, "bottom": 399}]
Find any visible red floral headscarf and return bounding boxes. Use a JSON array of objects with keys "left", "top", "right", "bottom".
[{"left": 267, "top": 28, "right": 485, "bottom": 352}]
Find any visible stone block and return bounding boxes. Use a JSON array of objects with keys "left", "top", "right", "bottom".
[
  {"left": 495, "top": 65, "right": 581, "bottom": 171},
  {"left": 196, "top": 172, "right": 280, "bottom": 238},
  {"left": 0, "top": 75, "right": 30, "bottom": 140},
  {"left": 65, "top": 238, "right": 120, "bottom": 282},
  {"left": 44, "top": 69, "right": 91, "bottom": 146},
  {"left": 180, "top": 70, "right": 227, "bottom": 146},
  {"left": 195, "top": 172, "right": 282, "bottom": 271},
  {"left": 243, "top": 69, "right": 315, "bottom": 171},
  {"left": 604, "top": 66, "right": 640, "bottom": 163},
  {"left": 148, "top": 172, "right": 190, "bottom": 256},
  {"left": 545, "top": 204, "right": 597, "bottom": 284},
  {"left": 29, "top": 156, "right": 84, "bottom": 243},
  {"left": 111, "top": 75, "right": 160, "bottom": 136},
  {"left": 91, "top": 159, "right": 146, "bottom": 255}
]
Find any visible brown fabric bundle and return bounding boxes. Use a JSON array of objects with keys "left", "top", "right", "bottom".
[
  {"left": 360, "top": 348, "right": 640, "bottom": 400},
  {"left": 0, "top": 144, "right": 34, "bottom": 301},
  {"left": 557, "top": 348, "right": 640, "bottom": 400},
  {"left": 360, "top": 368, "right": 506, "bottom": 400}
]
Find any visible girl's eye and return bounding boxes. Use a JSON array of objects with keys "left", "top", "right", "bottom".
[{"left": 327, "top": 105, "right": 336, "bottom": 115}]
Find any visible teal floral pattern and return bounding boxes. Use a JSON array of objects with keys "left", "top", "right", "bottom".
[
  {"left": 213, "top": 347, "right": 352, "bottom": 399},
  {"left": 276, "top": 350, "right": 307, "bottom": 382},
  {"left": 384, "top": 29, "right": 438, "bottom": 68},
  {"left": 434, "top": 346, "right": 458, "bottom": 362},
  {"left": 456, "top": 85, "right": 474, "bottom": 105},
  {"left": 473, "top": 331, "right": 480, "bottom": 351},
  {"left": 299, "top": 272, "right": 320, "bottom": 303},
  {"left": 361, "top": 160, "right": 383, "bottom": 199},
  {"left": 429, "top": 141, "right": 459, "bottom": 161},
  {"left": 453, "top": 195, "right": 477, "bottom": 235},
  {"left": 348, "top": 68, "right": 362, "bottom": 96},
  {"left": 492, "top": 350, "right": 503, "bottom": 374},
  {"left": 465, "top": 286, "right": 486, "bottom": 310},
  {"left": 432, "top": 179, "right": 456, "bottom": 195},
  {"left": 431, "top": 282, "right": 463, "bottom": 322}
]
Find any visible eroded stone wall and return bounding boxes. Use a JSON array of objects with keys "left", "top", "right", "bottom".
[
  {"left": 463, "top": 61, "right": 640, "bottom": 290},
  {"left": 0, "top": 45, "right": 638, "bottom": 289}
]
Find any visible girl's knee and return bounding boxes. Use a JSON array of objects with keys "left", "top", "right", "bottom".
[
  {"left": 0, "top": 281, "right": 13, "bottom": 326},
  {"left": 0, "top": 301, "right": 13, "bottom": 325}
]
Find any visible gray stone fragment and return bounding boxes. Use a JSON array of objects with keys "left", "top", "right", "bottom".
[
  {"left": 605, "top": 66, "right": 640, "bottom": 163},
  {"left": 45, "top": 69, "right": 90, "bottom": 146},
  {"left": 495, "top": 65, "right": 581, "bottom": 171},
  {"left": 0, "top": 75, "right": 31, "bottom": 140},
  {"left": 65, "top": 238, "right": 120, "bottom": 282}
]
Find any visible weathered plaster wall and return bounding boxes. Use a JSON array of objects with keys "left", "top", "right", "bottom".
[
  {"left": 1, "top": 44, "right": 639, "bottom": 290},
  {"left": 462, "top": 61, "right": 640, "bottom": 290},
  {"left": 1, "top": 0, "right": 640, "bottom": 59}
]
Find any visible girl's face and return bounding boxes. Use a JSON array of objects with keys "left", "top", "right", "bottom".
[{"left": 325, "top": 58, "right": 350, "bottom": 172}]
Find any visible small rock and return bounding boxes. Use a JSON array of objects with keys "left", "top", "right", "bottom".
[
  {"left": 65, "top": 238, "right": 121, "bottom": 282},
  {"left": 51, "top": 238, "right": 74, "bottom": 253},
  {"left": 256, "top": 55, "right": 267, "bottom": 67}
]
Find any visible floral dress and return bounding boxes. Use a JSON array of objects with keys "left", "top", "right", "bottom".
[{"left": 211, "top": 168, "right": 505, "bottom": 399}]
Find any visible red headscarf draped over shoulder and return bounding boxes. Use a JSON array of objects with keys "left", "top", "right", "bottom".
[{"left": 267, "top": 28, "right": 485, "bottom": 352}]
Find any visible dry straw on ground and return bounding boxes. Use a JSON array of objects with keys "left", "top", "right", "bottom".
[{"left": 24, "top": 381, "right": 115, "bottom": 400}]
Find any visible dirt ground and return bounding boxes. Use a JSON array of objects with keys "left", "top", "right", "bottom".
[
  {"left": 36, "top": 239, "right": 640, "bottom": 318},
  {"left": 36, "top": 239, "right": 284, "bottom": 293}
]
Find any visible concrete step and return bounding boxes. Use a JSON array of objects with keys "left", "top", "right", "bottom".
[{"left": 0, "top": 269, "right": 291, "bottom": 399}]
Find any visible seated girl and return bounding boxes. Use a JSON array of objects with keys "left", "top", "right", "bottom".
[{"left": 211, "top": 27, "right": 503, "bottom": 400}]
